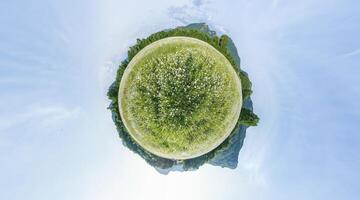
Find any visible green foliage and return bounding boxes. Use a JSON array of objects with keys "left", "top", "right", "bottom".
[
  {"left": 219, "top": 35, "right": 229, "bottom": 48},
  {"left": 239, "top": 71, "right": 253, "bottom": 99},
  {"left": 239, "top": 108, "right": 259, "bottom": 126}
]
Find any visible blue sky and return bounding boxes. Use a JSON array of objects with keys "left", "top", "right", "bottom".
[{"left": 0, "top": 0, "right": 359, "bottom": 199}]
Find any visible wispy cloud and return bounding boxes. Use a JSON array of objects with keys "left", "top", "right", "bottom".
[
  {"left": 271, "top": 0, "right": 280, "bottom": 8},
  {"left": 168, "top": 0, "right": 211, "bottom": 24},
  {"left": 341, "top": 48, "right": 360, "bottom": 58},
  {"left": 0, "top": 104, "right": 80, "bottom": 132}
]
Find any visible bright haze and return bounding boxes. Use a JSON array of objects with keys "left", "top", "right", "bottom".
[{"left": 0, "top": 0, "right": 359, "bottom": 200}]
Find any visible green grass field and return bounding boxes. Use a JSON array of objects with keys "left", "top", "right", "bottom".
[{"left": 119, "top": 36, "right": 242, "bottom": 159}]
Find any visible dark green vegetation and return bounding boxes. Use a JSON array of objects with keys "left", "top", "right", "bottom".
[
  {"left": 239, "top": 108, "right": 260, "bottom": 126},
  {"left": 108, "top": 23, "right": 259, "bottom": 172}
]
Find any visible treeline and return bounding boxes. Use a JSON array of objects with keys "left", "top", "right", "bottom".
[
  {"left": 110, "top": 27, "right": 254, "bottom": 103},
  {"left": 127, "top": 29, "right": 234, "bottom": 65}
]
